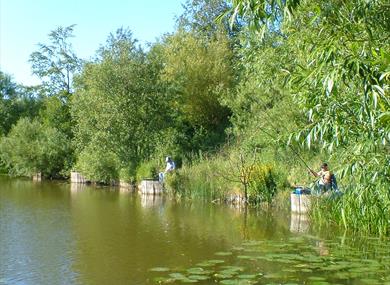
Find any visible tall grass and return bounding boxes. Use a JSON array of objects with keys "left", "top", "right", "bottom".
[
  {"left": 311, "top": 183, "right": 390, "bottom": 236},
  {"left": 164, "top": 151, "right": 288, "bottom": 205},
  {"left": 165, "top": 156, "right": 230, "bottom": 201}
]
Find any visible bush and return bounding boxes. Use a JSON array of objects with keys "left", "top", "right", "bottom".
[
  {"left": 247, "top": 164, "right": 277, "bottom": 204},
  {"left": 164, "top": 171, "right": 187, "bottom": 196},
  {"left": 0, "top": 118, "right": 71, "bottom": 178},
  {"left": 135, "top": 160, "right": 160, "bottom": 182},
  {"left": 75, "top": 144, "right": 120, "bottom": 184},
  {"left": 119, "top": 164, "right": 136, "bottom": 183}
]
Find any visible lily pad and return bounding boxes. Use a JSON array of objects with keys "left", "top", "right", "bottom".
[
  {"left": 169, "top": 272, "right": 187, "bottom": 280},
  {"left": 232, "top": 246, "right": 245, "bottom": 251},
  {"left": 307, "top": 276, "right": 327, "bottom": 281},
  {"left": 149, "top": 267, "right": 170, "bottom": 272},
  {"left": 237, "top": 274, "right": 257, "bottom": 279},
  {"left": 220, "top": 279, "right": 255, "bottom": 285},
  {"left": 215, "top": 251, "right": 233, "bottom": 256},
  {"left": 181, "top": 278, "right": 198, "bottom": 283},
  {"left": 263, "top": 272, "right": 284, "bottom": 279},
  {"left": 242, "top": 241, "right": 263, "bottom": 246},
  {"left": 220, "top": 266, "right": 245, "bottom": 272},
  {"left": 196, "top": 261, "right": 215, "bottom": 267},
  {"left": 360, "top": 278, "right": 382, "bottom": 285},
  {"left": 207, "top": 259, "right": 225, "bottom": 264},
  {"left": 188, "top": 275, "right": 209, "bottom": 281},
  {"left": 186, "top": 267, "right": 211, "bottom": 275},
  {"left": 237, "top": 255, "right": 252, "bottom": 260}
]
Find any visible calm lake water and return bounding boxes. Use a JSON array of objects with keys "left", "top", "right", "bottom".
[{"left": 0, "top": 176, "right": 389, "bottom": 285}]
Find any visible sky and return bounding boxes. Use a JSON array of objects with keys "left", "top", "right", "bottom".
[{"left": 0, "top": 0, "right": 185, "bottom": 86}]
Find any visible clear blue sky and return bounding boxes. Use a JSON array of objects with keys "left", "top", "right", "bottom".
[{"left": 0, "top": 0, "right": 185, "bottom": 85}]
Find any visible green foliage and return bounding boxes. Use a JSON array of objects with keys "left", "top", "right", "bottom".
[
  {"left": 164, "top": 171, "right": 186, "bottom": 196},
  {"left": 0, "top": 118, "right": 70, "bottom": 177},
  {"left": 39, "top": 93, "right": 72, "bottom": 137},
  {"left": 224, "top": 0, "right": 300, "bottom": 33},
  {"left": 165, "top": 155, "right": 235, "bottom": 201},
  {"left": 311, "top": 183, "right": 390, "bottom": 236},
  {"left": 135, "top": 160, "right": 160, "bottom": 182},
  {"left": 0, "top": 71, "right": 41, "bottom": 136},
  {"left": 29, "top": 25, "right": 81, "bottom": 95},
  {"left": 3, "top": 1, "right": 387, "bottom": 238},
  {"left": 161, "top": 29, "right": 234, "bottom": 151},
  {"left": 119, "top": 164, "right": 136, "bottom": 183},
  {"left": 75, "top": 143, "right": 120, "bottom": 184},
  {"left": 284, "top": 0, "right": 389, "bottom": 234},
  {"left": 72, "top": 28, "right": 170, "bottom": 169},
  {"left": 228, "top": 0, "right": 390, "bottom": 233},
  {"left": 178, "top": 0, "right": 236, "bottom": 38},
  {"left": 247, "top": 164, "right": 277, "bottom": 204}
]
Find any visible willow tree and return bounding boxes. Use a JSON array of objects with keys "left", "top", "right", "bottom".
[{"left": 225, "top": 0, "right": 390, "bottom": 234}]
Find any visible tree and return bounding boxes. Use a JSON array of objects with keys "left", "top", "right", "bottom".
[
  {"left": 29, "top": 25, "right": 81, "bottom": 96},
  {"left": 161, "top": 30, "right": 234, "bottom": 151},
  {"left": 178, "top": 0, "right": 239, "bottom": 38},
  {"left": 0, "top": 71, "right": 18, "bottom": 135},
  {"left": 39, "top": 93, "right": 72, "bottom": 138},
  {"left": 72, "top": 28, "right": 171, "bottom": 181},
  {"left": 226, "top": 0, "right": 390, "bottom": 234},
  {"left": 0, "top": 71, "right": 41, "bottom": 136}
]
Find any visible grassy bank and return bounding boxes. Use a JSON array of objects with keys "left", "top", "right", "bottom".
[
  {"left": 160, "top": 150, "right": 292, "bottom": 205},
  {"left": 311, "top": 183, "right": 390, "bottom": 236}
]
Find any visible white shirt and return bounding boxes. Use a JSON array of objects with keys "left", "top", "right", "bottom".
[{"left": 165, "top": 161, "right": 175, "bottom": 172}]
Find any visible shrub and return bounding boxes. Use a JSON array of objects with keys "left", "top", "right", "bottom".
[
  {"left": 119, "top": 164, "right": 136, "bottom": 183},
  {"left": 75, "top": 144, "right": 120, "bottom": 184},
  {"left": 247, "top": 164, "right": 277, "bottom": 204},
  {"left": 0, "top": 118, "right": 71, "bottom": 178},
  {"left": 164, "top": 171, "right": 187, "bottom": 196},
  {"left": 135, "top": 160, "right": 160, "bottom": 182}
]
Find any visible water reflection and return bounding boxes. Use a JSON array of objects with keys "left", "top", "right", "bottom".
[
  {"left": 315, "top": 240, "right": 330, "bottom": 256},
  {"left": 289, "top": 212, "right": 309, "bottom": 233},
  {"left": 140, "top": 193, "right": 164, "bottom": 208},
  {"left": 1, "top": 177, "right": 390, "bottom": 285},
  {"left": 0, "top": 177, "right": 78, "bottom": 285},
  {"left": 70, "top": 182, "right": 87, "bottom": 193}
]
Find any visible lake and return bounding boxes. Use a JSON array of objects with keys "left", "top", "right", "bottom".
[{"left": 0, "top": 176, "right": 389, "bottom": 285}]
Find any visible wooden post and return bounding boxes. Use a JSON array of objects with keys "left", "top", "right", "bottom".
[
  {"left": 141, "top": 194, "right": 164, "bottom": 208},
  {"left": 290, "top": 192, "right": 311, "bottom": 213},
  {"left": 32, "top": 172, "right": 42, "bottom": 181},
  {"left": 70, "top": 171, "right": 89, "bottom": 184},
  {"left": 290, "top": 212, "right": 309, "bottom": 233},
  {"left": 119, "top": 180, "right": 134, "bottom": 192},
  {"left": 139, "top": 179, "right": 163, "bottom": 195}
]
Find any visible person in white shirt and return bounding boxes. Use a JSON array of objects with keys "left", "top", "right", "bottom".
[
  {"left": 310, "top": 162, "right": 338, "bottom": 193},
  {"left": 159, "top": 156, "right": 175, "bottom": 182}
]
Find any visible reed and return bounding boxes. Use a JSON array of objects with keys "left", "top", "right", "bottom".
[
  {"left": 165, "top": 156, "right": 229, "bottom": 201},
  {"left": 311, "top": 183, "right": 390, "bottom": 236}
]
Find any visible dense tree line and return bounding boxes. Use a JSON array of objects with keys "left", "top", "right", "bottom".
[{"left": 0, "top": 0, "right": 388, "bottom": 233}]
